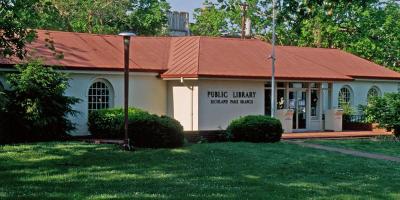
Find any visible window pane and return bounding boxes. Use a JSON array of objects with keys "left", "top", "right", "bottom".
[
  {"left": 88, "top": 81, "right": 111, "bottom": 112},
  {"left": 277, "top": 89, "right": 285, "bottom": 109},
  {"left": 338, "top": 87, "right": 351, "bottom": 107},
  {"left": 311, "top": 90, "right": 319, "bottom": 117}
]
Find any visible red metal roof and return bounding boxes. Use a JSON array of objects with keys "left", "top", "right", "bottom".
[
  {"left": 1, "top": 30, "right": 400, "bottom": 81},
  {"left": 0, "top": 30, "right": 171, "bottom": 72}
]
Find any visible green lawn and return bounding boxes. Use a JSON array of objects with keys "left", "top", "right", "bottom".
[
  {"left": 308, "top": 137, "right": 400, "bottom": 157},
  {"left": 1, "top": 142, "right": 400, "bottom": 200}
]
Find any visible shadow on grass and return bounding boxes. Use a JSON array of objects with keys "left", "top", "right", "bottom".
[{"left": 0, "top": 142, "right": 399, "bottom": 200}]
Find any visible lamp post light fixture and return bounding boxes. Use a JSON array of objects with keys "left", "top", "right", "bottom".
[{"left": 119, "top": 31, "right": 136, "bottom": 150}]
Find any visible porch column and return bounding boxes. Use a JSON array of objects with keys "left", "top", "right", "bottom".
[
  {"left": 320, "top": 83, "right": 325, "bottom": 131},
  {"left": 328, "top": 83, "right": 333, "bottom": 109},
  {"left": 306, "top": 83, "right": 311, "bottom": 130}
]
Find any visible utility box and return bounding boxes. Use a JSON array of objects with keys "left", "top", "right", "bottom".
[
  {"left": 325, "top": 109, "right": 344, "bottom": 132},
  {"left": 276, "top": 109, "right": 294, "bottom": 133}
]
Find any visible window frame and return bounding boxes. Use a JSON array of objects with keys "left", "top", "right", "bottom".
[
  {"left": 87, "top": 79, "right": 114, "bottom": 113},
  {"left": 338, "top": 86, "right": 353, "bottom": 107},
  {"left": 367, "top": 86, "right": 381, "bottom": 100}
]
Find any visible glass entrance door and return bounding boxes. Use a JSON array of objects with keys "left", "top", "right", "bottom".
[{"left": 289, "top": 90, "right": 307, "bottom": 130}]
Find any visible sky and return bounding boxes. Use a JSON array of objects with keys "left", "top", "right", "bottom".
[{"left": 167, "top": 0, "right": 207, "bottom": 22}]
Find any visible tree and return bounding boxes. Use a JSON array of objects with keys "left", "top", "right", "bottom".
[
  {"left": 191, "top": 0, "right": 271, "bottom": 37},
  {"left": 0, "top": 0, "right": 57, "bottom": 58},
  {"left": 42, "top": 0, "right": 170, "bottom": 35},
  {"left": 1, "top": 0, "right": 171, "bottom": 60},
  {"left": 191, "top": 0, "right": 400, "bottom": 70},
  {"left": 191, "top": 2, "right": 228, "bottom": 36},
  {"left": 363, "top": 93, "right": 400, "bottom": 137},
  {"left": 125, "top": 0, "right": 170, "bottom": 35},
  {"left": 0, "top": 60, "right": 80, "bottom": 143}
]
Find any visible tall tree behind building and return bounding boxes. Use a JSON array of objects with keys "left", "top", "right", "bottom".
[
  {"left": 47, "top": 0, "right": 170, "bottom": 35},
  {"left": 0, "top": 0, "right": 170, "bottom": 58},
  {"left": 191, "top": 0, "right": 400, "bottom": 71}
]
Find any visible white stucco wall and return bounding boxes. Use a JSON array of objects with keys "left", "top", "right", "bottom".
[
  {"left": 66, "top": 71, "right": 167, "bottom": 135},
  {"left": 3, "top": 66, "right": 400, "bottom": 135},
  {"left": 198, "top": 79, "right": 265, "bottom": 131},
  {"left": 332, "top": 80, "right": 400, "bottom": 112}
]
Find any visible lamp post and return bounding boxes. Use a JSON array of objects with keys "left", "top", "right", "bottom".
[
  {"left": 270, "top": 0, "right": 277, "bottom": 117},
  {"left": 119, "top": 32, "right": 136, "bottom": 150}
]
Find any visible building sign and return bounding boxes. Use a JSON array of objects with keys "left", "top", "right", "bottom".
[{"left": 207, "top": 91, "right": 256, "bottom": 105}]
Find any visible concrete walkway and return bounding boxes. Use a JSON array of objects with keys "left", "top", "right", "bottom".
[
  {"left": 283, "top": 131, "right": 392, "bottom": 140},
  {"left": 289, "top": 140, "right": 400, "bottom": 163}
]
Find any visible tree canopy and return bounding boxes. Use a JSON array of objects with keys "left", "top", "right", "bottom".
[
  {"left": 191, "top": 0, "right": 400, "bottom": 71},
  {"left": 0, "top": 0, "right": 170, "bottom": 59},
  {"left": 47, "top": 0, "right": 170, "bottom": 35},
  {"left": 0, "top": 0, "right": 56, "bottom": 58}
]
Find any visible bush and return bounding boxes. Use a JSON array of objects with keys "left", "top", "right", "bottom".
[
  {"left": 88, "top": 108, "right": 146, "bottom": 139},
  {"left": 88, "top": 108, "right": 184, "bottom": 148},
  {"left": 226, "top": 115, "right": 283, "bottom": 143},
  {"left": 0, "top": 60, "right": 79, "bottom": 144},
  {"left": 364, "top": 93, "right": 400, "bottom": 137},
  {"left": 128, "top": 115, "right": 184, "bottom": 148}
]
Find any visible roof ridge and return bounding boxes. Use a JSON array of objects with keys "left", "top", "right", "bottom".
[
  {"left": 281, "top": 45, "right": 340, "bottom": 50},
  {"left": 36, "top": 29, "right": 183, "bottom": 40}
]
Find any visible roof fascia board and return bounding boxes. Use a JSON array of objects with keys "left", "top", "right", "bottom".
[
  {"left": 163, "top": 77, "right": 199, "bottom": 81},
  {"left": 353, "top": 78, "right": 400, "bottom": 82},
  {"left": 0, "top": 67, "right": 159, "bottom": 77},
  {"left": 61, "top": 70, "right": 159, "bottom": 76}
]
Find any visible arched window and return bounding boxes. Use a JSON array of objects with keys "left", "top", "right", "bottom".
[
  {"left": 367, "top": 86, "right": 381, "bottom": 100},
  {"left": 338, "top": 86, "right": 352, "bottom": 107},
  {"left": 88, "top": 80, "right": 113, "bottom": 112}
]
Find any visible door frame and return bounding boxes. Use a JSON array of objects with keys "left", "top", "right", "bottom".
[{"left": 288, "top": 88, "right": 308, "bottom": 131}]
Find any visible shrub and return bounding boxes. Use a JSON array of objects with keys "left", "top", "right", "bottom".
[
  {"left": 88, "top": 108, "right": 184, "bottom": 148},
  {"left": 226, "top": 115, "right": 283, "bottom": 143},
  {"left": 128, "top": 115, "right": 184, "bottom": 148},
  {"left": 0, "top": 60, "right": 79, "bottom": 144},
  {"left": 364, "top": 93, "right": 400, "bottom": 137},
  {"left": 88, "top": 108, "right": 146, "bottom": 139}
]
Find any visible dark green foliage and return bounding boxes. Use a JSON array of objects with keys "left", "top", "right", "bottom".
[
  {"left": 1, "top": 0, "right": 41, "bottom": 58},
  {"left": 40, "top": 0, "right": 171, "bottom": 35},
  {"left": 0, "top": 60, "right": 80, "bottom": 144},
  {"left": 226, "top": 115, "right": 283, "bottom": 143},
  {"left": 88, "top": 108, "right": 147, "bottom": 139},
  {"left": 88, "top": 108, "right": 184, "bottom": 148},
  {"left": 128, "top": 115, "right": 184, "bottom": 148},
  {"left": 363, "top": 93, "right": 400, "bottom": 137}
]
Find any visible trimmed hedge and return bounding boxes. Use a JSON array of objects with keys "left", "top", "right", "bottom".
[
  {"left": 88, "top": 108, "right": 184, "bottom": 148},
  {"left": 128, "top": 115, "right": 184, "bottom": 148},
  {"left": 88, "top": 108, "right": 146, "bottom": 139},
  {"left": 226, "top": 115, "right": 283, "bottom": 143}
]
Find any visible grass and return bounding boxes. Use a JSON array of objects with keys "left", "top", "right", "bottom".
[
  {"left": 0, "top": 141, "right": 400, "bottom": 200},
  {"left": 307, "top": 136, "right": 400, "bottom": 157}
]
